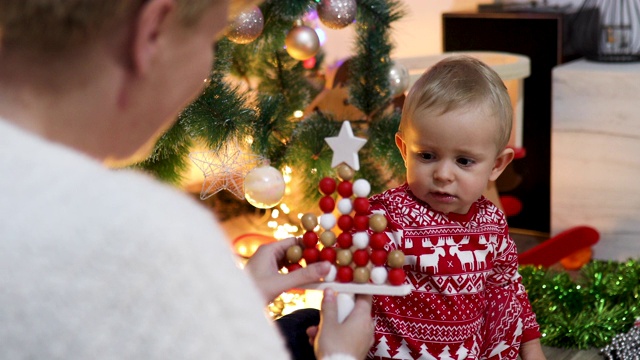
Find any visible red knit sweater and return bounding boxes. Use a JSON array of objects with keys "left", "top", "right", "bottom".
[{"left": 368, "top": 184, "right": 540, "bottom": 360}]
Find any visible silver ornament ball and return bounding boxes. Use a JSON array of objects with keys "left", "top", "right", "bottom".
[
  {"left": 285, "top": 24, "right": 320, "bottom": 61},
  {"left": 317, "top": 0, "right": 357, "bottom": 30},
  {"left": 388, "top": 62, "right": 410, "bottom": 98},
  {"left": 227, "top": 5, "right": 264, "bottom": 44}
]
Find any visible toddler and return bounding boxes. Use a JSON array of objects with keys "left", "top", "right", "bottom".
[{"left": 367, "top": 55, "right": 545, "bottom": 360}]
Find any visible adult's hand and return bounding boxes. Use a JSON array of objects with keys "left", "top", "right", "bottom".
[
  {"left": 245, "top": 237, "right": 332, "bottom": 303},
  {"left": 314, "top": 289, "right": 374, "bottom": 360}
]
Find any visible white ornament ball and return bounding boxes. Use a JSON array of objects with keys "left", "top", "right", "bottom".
[
  {"left": 353, "top": 232, "right": 370, "bottom": 249},
  {"left": 317, "top": 0, "right": 357, "bottom": 30},
  {"left": 352, "top": 179, "right": 371, "bottom": 197},
  {"left": 337, "top": 198, "right": 353, "bottom": 215},
  {"left": 324, "top": 264, "right": 337, "bottom": 282},
  {"left": 285, "top": 24, "right": 320, "bottom": 60},
  {"left": 244, "top": 165, "right": 285, "bottom": 209},
  {"left": 226, "top": 6, "right": 264, "bottom": 44},
  {"left": 371, "top": 266, "right": 388, "bottom": 285},
  {"left": 388, "top": 62, "right": 410, "bottom": 98},
  {"left": 320, "top": 213, "right": 337, "bottom": 230}
]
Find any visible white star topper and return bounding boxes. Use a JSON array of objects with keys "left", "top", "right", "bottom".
[{"left": 325, "top": 121, "right": 367, "bottom": 170}]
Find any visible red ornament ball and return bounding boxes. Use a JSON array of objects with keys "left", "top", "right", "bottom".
[
  {"left": 337, "top": 181, "right": 353, "bottom": 198},
  {"left": 337, "top": 232, "right": 353, "bottom": 249},
  {"left": 369, "top": 233, "right": 388, "bottom": 250},
  {"left": 303, "top": 247, "right": 320, "bottom": 264},
  {"left": 302, "top": 230, "right": 319, "bottom": 248},
  {"left": 337, "top": 266, "right": 354, "bottom": 283},
  {"left": 353, "top": 215, "right": 369, "bottom": 231},
  {"left": 352, "top": 249, "right": 369, "bottom": 267},
  {"left": 319, "top": 177, "right": 337, "bottom": 195},
  {"left": 319, "top": 195, "right": 335, "bottom": 213},
  {"left": 353, "top": 197, "right": 370, "bottom": 214},
  {"left": 303, "top": 56, "right": 317, "bottom": 69},
  {"left": 370, "top": 249, "right": 388, "bottom": 266},
  {"left": 320, "top": 246, "right": 337, "bottom": 263},
  {"left": 388, "top": 268, "right": 406, "bottom": 285},
  {"left": 287, "top": 263, "right": 303, "bottom": 272},
  {"left": 337, "top": 214, "right": 354, "bottom": 231}
]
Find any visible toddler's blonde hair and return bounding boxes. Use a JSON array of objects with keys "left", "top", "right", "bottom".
[{"left": 399, "top": 55, "right": 513, "bottom": 151}]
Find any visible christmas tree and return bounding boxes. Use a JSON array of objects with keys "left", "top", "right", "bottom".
[{"left": 135, "top": 0, "right": 408, "bottom": 216}]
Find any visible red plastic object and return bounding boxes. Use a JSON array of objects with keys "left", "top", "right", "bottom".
[
  {"left": 509, "top": 146, "right": 527, "bottom": 159},
  {"left": 500, "top": 195, "right": 522, "bottom": 217},
  {"left": 518, "top": 226, "right": 600, "bottom": 267}
]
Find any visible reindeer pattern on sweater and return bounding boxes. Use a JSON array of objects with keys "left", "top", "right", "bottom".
[{"left": 367, "top": 184, "right": 540, "bottom": 360}]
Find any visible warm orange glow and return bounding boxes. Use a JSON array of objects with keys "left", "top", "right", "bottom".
[{"left": 232, "top": 233, "right": 275, "bottom": 258}]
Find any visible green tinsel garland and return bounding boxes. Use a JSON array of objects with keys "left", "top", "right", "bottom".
[{"left": 520, "top": 258, "right": 640, "bottom": 350}]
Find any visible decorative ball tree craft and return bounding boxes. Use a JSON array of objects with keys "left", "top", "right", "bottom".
[{"left": 285, "top": 121, "right": 411, "bottom": 322}]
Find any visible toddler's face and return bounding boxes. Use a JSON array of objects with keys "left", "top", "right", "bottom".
[{"left": 396, "top": 104, "right": 503, "bottom": 215}]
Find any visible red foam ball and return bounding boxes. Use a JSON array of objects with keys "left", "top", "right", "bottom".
[
  {"left": 370, "top": 233, "right": 388, "bottom": 250},
  {"left": 352, "top": 249, "right": 369, "bottom": 267},
  {"left": 353, "top": 197, "right": 370, "bottom": 214},
  {"left": 287, "top": 263, "right": 302, "bottom": 272},
  {"left": 320, "top": 247, "right": 337, "bottom": 263},
  {"left": 388, "top": 268, "right": 406, "bottom": 285},
  {"left": 337, "top": 232, "right": 353, "bottom": 249},
  {"left": 353, "top": 215, "right": 369, "bottom": 231},
  {"left": 337, "top": 214, "right": 354, "bottom": 231},
  {"left": 370, "top": 249, "right": 388, "bottom": 266},
  {"left": 303, "top": 247, "right": 320, "bottom": 264},
  {"left": 319, "top": 195, "right": 335, "bottom": 213},
  {"left": 302, "top": 231, "right": 319, "bottom": 248},
  {"left": 337, "top": 181, "right": 353, "bottom": 198},
  {"left": 319, "top": 177, "right": 337, "bottom": 195},
  {"left": 337, "top": 266, "right": 354, "bottom": 283}
]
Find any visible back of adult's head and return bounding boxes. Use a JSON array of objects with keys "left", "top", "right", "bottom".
[
  {"left": 399, "top": 55, "right": 513, "bottom": 151},
  {"left": 0, "top": 0, "right": 256, "bottom": 55}
]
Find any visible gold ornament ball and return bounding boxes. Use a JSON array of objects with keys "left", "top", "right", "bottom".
[
  {"left": 244, "top": 165, "right": 286, "bottom": 209},
  {"left": 300, "top": 213, "right": 318, "bottom": 231},
  {"left": 336, "top": 249, "right": 353, "bottom": 266},
  {"left": 317, "top": 0, "right": 357, "bottom": 30},
  {"left": 286, "top": 245, "right": 303, "bottom": 263},
  {"left": 226, "top": 5, "right": 264, "bottom": 44},
  {"left": 353, "top": 267, "right": 371, "bottom": 283},
  {"left": 336, "top": 164, "right": 355, "bottom": 181},
  {"left": 387, "top": 250, "right": 405, "bottom": 268},
  {"left": 320, "top": 231, "right": 337, "bottom": 247},
  {"left": 369, "top": 214, "right": 388, "bottom": 233},
  {"left": 285, "top": 24, "right": 320, "bottom": 61}
]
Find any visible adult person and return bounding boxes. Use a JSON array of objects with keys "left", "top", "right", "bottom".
[{"left": 0, "top": 0, "right": 373, "bottom": 359}]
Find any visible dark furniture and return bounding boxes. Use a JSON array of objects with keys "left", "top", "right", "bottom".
[{"left": 443, "top": 11, "right": 580, "bottom": 233}]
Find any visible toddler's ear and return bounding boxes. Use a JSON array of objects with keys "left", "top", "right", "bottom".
[
  {"left": 395, "top": 133, "right": 408, "bottom": 163},
  {"left": 489, "top": 148, "right": 515, "bottom": 181}
]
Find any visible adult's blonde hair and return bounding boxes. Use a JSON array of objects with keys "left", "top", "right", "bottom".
[
  {"left": 399, "top": 55, "right": 513, "bottom": 151},
  {"left": 0, "top": 0, "right": 257, "bottom": 53}
]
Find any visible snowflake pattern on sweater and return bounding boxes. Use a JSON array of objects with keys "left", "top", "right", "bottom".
[{"left": 367, "top": 184, "right": 540, "bottom": 360}]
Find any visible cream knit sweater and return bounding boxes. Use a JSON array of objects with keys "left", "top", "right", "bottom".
[{"left": 0, "top": 119, "right": 291, "bottom": 359}]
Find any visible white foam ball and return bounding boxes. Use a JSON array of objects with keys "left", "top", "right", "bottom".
[
  {"left": 353, "top": 232, "right": 370, "bottom": 249},
  {"left": 352, "top": 179, "right": 371, "bottom": 198},
  {"left": 370, "top": 266, "right": 388, "bottom": 285},
  {"left": 324, "top": 264, "right": 337, "bottom": 282},
  {"left": 337, "top": 198, "right": 353, "bottom": 214},
  {"left": 319, "top": 213, "right": 336, "bottom": 230}
]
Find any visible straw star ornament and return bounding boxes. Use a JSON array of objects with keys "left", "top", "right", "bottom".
[{"left": 189, "top": 141, "right": 265, "bottom": 200}]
